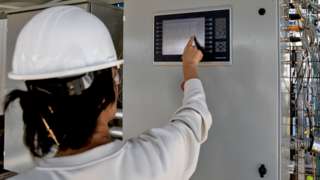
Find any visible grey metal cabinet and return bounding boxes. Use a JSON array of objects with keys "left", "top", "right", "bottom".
[{"left": 123, "top": 0, "right": 279, "bottom": 179}]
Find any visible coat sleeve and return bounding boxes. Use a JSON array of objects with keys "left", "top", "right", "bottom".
[{"left": 127, "top": 79, "right": 213, "bottom": 179}]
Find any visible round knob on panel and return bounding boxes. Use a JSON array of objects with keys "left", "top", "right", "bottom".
[{"left": 258, "top": 8, "right": 266, "bottom": 16}]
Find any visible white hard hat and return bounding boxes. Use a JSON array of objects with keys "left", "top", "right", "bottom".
[{"left": 9, "top": 6, "right": 123, "bottom": 80}]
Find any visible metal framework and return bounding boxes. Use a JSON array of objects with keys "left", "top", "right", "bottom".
[{"left": 280, "top": 0, "right": 320, "bottom": 179}]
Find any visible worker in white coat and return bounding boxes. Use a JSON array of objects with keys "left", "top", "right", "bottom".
[{"left": 5, "top": 6, "right": 212, "bottom": 180}]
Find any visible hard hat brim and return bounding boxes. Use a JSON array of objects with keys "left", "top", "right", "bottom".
[{"left": 8, "top": 59, "right": 124, "bottom": 81}]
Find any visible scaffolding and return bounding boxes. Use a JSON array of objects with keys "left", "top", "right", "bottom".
[{"left": 281, "top": 0, "right": 320, "bottom": 179}]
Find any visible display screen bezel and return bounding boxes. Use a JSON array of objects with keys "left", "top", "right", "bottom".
[{"left": 154, "top": 7, "right": 232, "bottom": 66}]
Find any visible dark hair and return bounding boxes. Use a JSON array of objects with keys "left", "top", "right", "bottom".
[{"left": 4, "top": 69, "right": 116, "bottom": 157}]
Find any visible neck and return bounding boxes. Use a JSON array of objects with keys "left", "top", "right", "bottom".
[
  {"left": 56, "top": 103, "right": 117, "bottom": 157},
  {"left": 56, "top": 128, "right": 112, "bottom": 157}
]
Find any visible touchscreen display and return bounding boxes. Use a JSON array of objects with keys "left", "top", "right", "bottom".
[
  {"left": 154, "top": 8, "right": 231, "bottom": 64},
  {"left": 162, "top": 18, "right": 205, "bottom": 55}
]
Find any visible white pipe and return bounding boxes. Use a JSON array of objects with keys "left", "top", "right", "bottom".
[
  {"left": 115, "top": 109, "right": 123, "bottom": 120},
  {"left": 44, "top": 0, "right": 63, "bottom": 5},
  {"left": 110, "top": 127, "right": 123, "bottom": 138},
  {"left": 0, "top": 4, "right": 21, "bottom": 10}
]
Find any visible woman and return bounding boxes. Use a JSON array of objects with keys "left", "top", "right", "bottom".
[{"left": 5, "top": 6, "right": 212, "bottom": 180}]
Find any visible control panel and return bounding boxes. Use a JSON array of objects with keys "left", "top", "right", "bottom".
[{"left": 154, "top": 7, "right": 231, "bottom": 65}]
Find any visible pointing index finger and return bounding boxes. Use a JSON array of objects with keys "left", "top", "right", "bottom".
[{"left": 187, "top": 36, "right": 194, "bottom": 47}]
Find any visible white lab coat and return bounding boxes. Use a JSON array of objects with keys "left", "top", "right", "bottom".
[{"left": 9, "top": 79, "right": 212, "bottom": 180}]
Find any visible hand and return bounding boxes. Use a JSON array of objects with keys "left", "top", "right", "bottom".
[
  {"left": 181, "top": 36, "right": 203, "bottom": 84},
  {"left": 182, "top": 36, "right": 203, "bottom": 67}
]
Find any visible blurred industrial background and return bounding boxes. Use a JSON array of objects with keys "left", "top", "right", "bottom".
[{"left": 1, "top": 0, "right": 320, "bottom": 180}]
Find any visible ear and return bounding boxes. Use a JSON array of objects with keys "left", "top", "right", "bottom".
[{"left": 99, "top": 102, "right": 117, "bottom": 122}]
